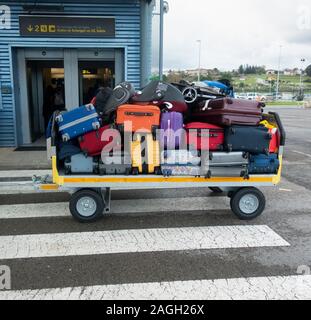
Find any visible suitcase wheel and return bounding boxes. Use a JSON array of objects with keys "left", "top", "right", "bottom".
[
  {"left": 125, "top": 168, "right": 132, "bottom": 176},
  {"left": 62, "top": 134, "right": 70, "bottom": 142},
  {"left": 55, "top": 114, "right": 63, "bottom": 123},
  {"left": 154, "top": 167, "right": 162, "bottom": 176},
  {"left": 93, "top": 122, "right": 101, "bottom": 130},
  {"left": 162, "top": 169, "right": 172, "bottom": 177},
  {"left": 132, "top": 168, "right": 139, "bottom": 176},
  {"left": 205, "top": 170, "right": 212, "bottom": 179}
]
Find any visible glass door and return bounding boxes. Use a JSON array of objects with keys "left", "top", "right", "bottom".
[{"left": 78, "top": 60, "right": 115, "bottom": 105}]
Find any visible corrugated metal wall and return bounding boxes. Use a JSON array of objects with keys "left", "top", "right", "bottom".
[{"left": 0, "top": 0, "right": 150, "bottom": 147}]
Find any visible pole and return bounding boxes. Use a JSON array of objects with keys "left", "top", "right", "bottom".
[
  {"left": 159, "top": 0, "right": 164, "bottom": 81},
  {"left": 300, "top": 58, "right": 305, "bottom": 91},
  {"left": 197, "top": 40, "right": 201, "bottom": 82},
  {"left": 276, "top": 45, "right": 282, "bottom": 100}
]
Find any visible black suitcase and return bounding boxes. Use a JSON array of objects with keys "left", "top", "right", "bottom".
[{"left": 225, "top": 126, "right": 271, "bottom": 154}]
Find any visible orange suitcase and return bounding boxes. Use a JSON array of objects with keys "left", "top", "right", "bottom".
[{"left": 116, "top": 104, "right": 161, "bottom": 135}]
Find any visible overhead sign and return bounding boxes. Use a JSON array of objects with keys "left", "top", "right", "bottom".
[{"left": 19, "top": 15, "right": 115, "bottom": 37}]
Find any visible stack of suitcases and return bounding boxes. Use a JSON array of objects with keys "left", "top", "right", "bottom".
[{"left": 48, "top": 80, "right": 281, "bottom": 177}]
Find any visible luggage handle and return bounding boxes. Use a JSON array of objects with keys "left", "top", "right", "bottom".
[
  {"left": 268, "top": 112, "right": 286, "bottom": 146},
  {"left": 125, "top": 111, "right": 154, "bottom": 117}
]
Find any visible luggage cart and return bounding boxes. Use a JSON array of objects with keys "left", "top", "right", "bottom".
[{"left": 36, "top": 112, "right": 285, "bottom": 223}]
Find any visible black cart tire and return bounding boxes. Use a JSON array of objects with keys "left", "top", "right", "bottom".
[
  {"left": 230, "top": 187, "right": 266, "bottom": 220},
  {"left": 69, "top": 189, "right": 104, "bottom": 223}
]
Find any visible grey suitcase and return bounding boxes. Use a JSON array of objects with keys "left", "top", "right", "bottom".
[
  {"left": 161, "top": 165, "right": 202, "bottom": 177},
  {"left": 64, "top": 153, "right": 98, "bottom": 174},
  {"left": 99, "top": 151, "right": 132, "bottom": 175},
  {"left": 208, "top": 152, "right": 249, "bottom": 178}
]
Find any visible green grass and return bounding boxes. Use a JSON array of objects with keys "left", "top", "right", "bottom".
[
  {"left": 265, "top": 101, "right": 301, "bottom": 106},
  {"left": 232, "top": 74, "right": 311, "bottom": 93}
]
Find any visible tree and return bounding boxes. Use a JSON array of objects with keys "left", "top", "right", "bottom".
[{"left": 306, "top": 65, "right": 311, "bottom": 77}]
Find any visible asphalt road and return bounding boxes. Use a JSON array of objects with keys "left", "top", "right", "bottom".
[{"left": 0, "top": 106, "right": 311, "bottom": 300}]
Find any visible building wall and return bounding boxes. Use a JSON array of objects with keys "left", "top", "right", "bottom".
[{"left": 0, "top": 0, "right": 152, "bottom": 147}]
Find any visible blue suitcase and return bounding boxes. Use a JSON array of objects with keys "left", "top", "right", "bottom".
[
  {"left": 56, "top": 104, "right": 100, "bottom": 142},
  {"left": 248, "top": 154, "right": 280, "bottom": 174}
]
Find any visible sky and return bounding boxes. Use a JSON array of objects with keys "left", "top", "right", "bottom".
[{"left": 152, "top": 0, "right": 311, "bottom": 72}]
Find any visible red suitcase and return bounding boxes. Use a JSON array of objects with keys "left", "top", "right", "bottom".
[
  {"left": 79, "top": 125, "right": 121, "bottom": 156},
  {"left": 192, "top": 98, "right": 263, "bottom": 126},
  {"left": 185, "top": 122, "right": 224, "bottom": 151}
]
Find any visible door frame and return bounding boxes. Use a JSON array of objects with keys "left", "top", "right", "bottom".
[{"left": 11, "top": 45, "right": 126, "bottom": 146}]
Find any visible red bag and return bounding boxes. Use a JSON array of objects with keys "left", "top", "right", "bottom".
[
  {"left": 79, "top": 125, "right": 121, "bottom": 156},
  {"left": 268, "top": 127, "right": 279, "bottom": 153},
  {"left": 185, "top": 122, "right": 224, "bottom": 151}
]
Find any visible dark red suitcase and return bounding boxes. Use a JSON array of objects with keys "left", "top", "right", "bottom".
[
  {"left": 192, "top": 98, "right": 263, "bottom": 126},
  {"left": 79, "top": 125, "right": 121, "bottom": 156},
  {"left": 185, "top": 122, "right": 224, "bottom": 151}
]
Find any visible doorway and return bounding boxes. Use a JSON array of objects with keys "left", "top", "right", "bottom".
[
  {"left": 15, "top": 48, "right": 124, "bottom": 147},
  {"left": 26, "top": 60, "right": 65, "bottom": 145}
]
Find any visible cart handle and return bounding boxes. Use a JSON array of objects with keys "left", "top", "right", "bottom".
[{"left": 269, "top": 112, "right": 286, "bottom": 146}]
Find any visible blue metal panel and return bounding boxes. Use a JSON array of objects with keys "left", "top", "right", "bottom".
[{"left": 0, "top": 0, "right": 153, "bottom": 146}]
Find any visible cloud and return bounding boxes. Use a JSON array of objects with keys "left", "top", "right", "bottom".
[{"left": 151, "top": 0, "right": 311, "bottom": 71}]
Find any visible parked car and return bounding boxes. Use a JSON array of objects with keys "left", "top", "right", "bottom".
[{"left": 245, "top": 93, "right": 267, "bottom": 102}]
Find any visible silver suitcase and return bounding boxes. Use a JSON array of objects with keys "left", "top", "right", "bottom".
[
  {"left": 208, "top": 152, "right": 249, "bottom": 178},
  {"left": 64, "top": 153, "right": 98, "bottom": 174},
  {"left": 209, "top": 152, "right": 249, "bottom": 166},
  {"left": 99, "top": 151, "right": 132, "bottom": 175}
]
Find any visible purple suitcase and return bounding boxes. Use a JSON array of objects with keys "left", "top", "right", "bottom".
[{"left": 160, "top": 112, "right": 184, "bottom": 149}]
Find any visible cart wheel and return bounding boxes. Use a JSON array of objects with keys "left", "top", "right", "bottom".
[
  {"left": 230, "top": 187, "right": 265, "bottom": 220},
  {"left": 69, "top": 189, "right": 104, "bottom": 223}
]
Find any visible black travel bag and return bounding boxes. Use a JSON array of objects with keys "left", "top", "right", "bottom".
[{"left": 224, "top": 126, "right": 272, "bottom": 154}]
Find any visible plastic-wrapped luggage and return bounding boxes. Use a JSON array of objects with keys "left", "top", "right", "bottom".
[
  {"left": 79, "top": 125, "right": 121, "bottom": 156},
  {"left": 161, "top": 150, "right": 203, "bottom": 177},
  {"left": 132, "top": 81, "right": 188, "bottom": 114},
  {"left": 116, "top": 104, "right": 161, "bottom": 135},
  {"left": 160, "top": 112, "right": 184, "bottom": 150},
  {"left": 185, "top": 122, "right": 224, "bottom": 151},
  {"left": 248, "top": 154, "right": 280, "bottom": 174},
  {"left": 64, "top": 153, "right": 98, "bottom": 174},
  {"left": 131, "top": 134, "right": 161, "bottom": 174},
  {"left": 99, "top": 151, "right": 132, "bottom": 175},
  {"left": 224, "top": 126, "right": 271, "bottom": 154},
  {"left": 191, "top": 98, "right": 263, "bottom": 126},
  {"left": 207, "top": 152, "right": 249, "bottom": 178},
  {"left": 56, "top": 104, "right": 100, "bottom": 142}
]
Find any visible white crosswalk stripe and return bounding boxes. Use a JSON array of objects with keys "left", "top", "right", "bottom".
[
  {"left": 1, "top": 275, "right": 310, "bottom": 300},
  {"left": 0, "top": 197, "right": 229, "bottom": 219},
  {"left": 0, "top": 225, "right": 289, "bottom": 260}
]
